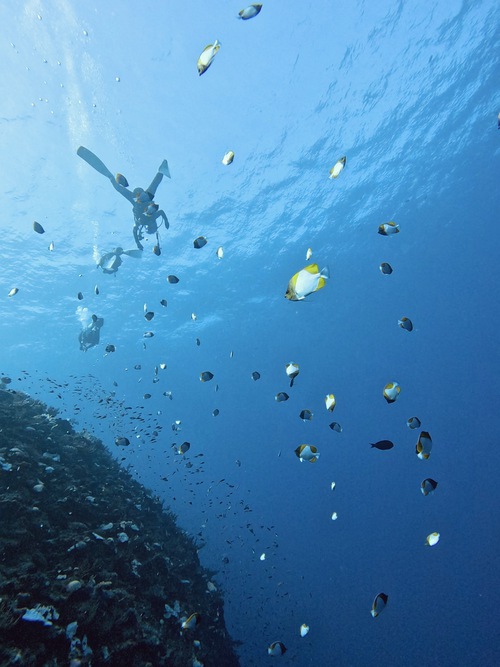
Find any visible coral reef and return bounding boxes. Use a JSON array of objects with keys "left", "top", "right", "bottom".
[{"left": 0, "top": 388, "right": 240, "bottom": 666}]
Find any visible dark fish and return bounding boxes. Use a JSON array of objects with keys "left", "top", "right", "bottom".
[
  {"left": 160, "top": 299, "right": 168, "bottom": 307},
  {"left": 105, "top": 344, "right": 116, "bottom": 353},
  {"left": 143, "top": 393, "right": 151, "bottom": 399},
  {"left": 251, "top": 371, "right": 261, "bottom": 381},
  {"left": 329, "top": 421, "right": 342, "bottom": 432},
  {"left": 193, "top": 236, "right": 207, "bottom": 249},
  {"left": 134, "top": 364, "right": 142, "bottom": 370},
  {"left": 370, "top": 439, "right": 394, "bottom": 450},
  {"left": 379, "top": 262, "right": 393, "bottom": 274},
  {"left": 144, "top": 331, "right": 154, "bottom": 338},
  {"left": 33, "top": 221, "right": 45, "bottom": 234},
  {"left": 196, "top": 338, "right": 201, "bottom": 346},
  {"left": 212, "top": 409, "right": 220, "bottom": 417},
  {"left": 421, "top": 478, "right": 438, "bottom": 496},
  {"left": 115, "top": 173, "right": 129, "bottom": 187},
  {"left": 167, "top": 275, "right": 179, "bottom": 284},
  {"left": 200, "top": 371, "right": 214, "bottom": 382},
  {"left": 275, "top": 392, "right": 289, "bottom": 402},
  {"left": 77, "top": 292, "right": 83, "bottom": 300},
  {"left": 115, "top": 437, "right": 130, "bottom": 447},
  {"left": 398, "top": 317, "right": 413, "bottom": 332},
  {"left": 299, "top": 409, "right": 313, "bottom": 421},
  {"left": 144, "top": 311, "right": 155, "bottom": 321},
  {"left": 153, "top": 245, "right": 161, "bottom": 256},
  {"left": 407, "top": 416, "right": 421, "bottom": 429}
]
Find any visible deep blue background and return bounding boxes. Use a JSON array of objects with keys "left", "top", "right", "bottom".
[{"left": 1, "top": 1, "right": 499, "bottom": 664}]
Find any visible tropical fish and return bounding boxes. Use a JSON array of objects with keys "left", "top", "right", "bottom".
[
  {"left": 299, "top": 409, "right": 313, "bottom": 421},
  {"left": 197, "top": 40, "right": 221, "bottom": 76},
  {"left": 331, "top": 481, "right": 336, "bottom": 491},
  {"left": 181, "top": 612, "right": 199, "bottom": 630},
  {"left": 407, "top": 416, "right": 421, "bottom": 429},
  {"left": 421, "top": 478, "right": 438, "bottom": 496},
  {"left": 379, "top": 262, "right": 393, "bottom": 274},
  {"left": 331, "top": 512, "right": 338, "bottom": 520},
  {"left": 251, "top": 371, "right": 261, "bottom": 381},
  {"left": 200, "top": 371, "right": 214, "bottom": 382},
  {"left": 193, "top": 236, "right": 207, "bottom": 249},
  {"left": 371, "top": 593, "right": 388, "bottom": 618},
  {"left": 295, "top": 444, "right": 320, "bottom": 463},
  {"left": 115, "top": 173, "right": 129, "bottom": 187},
  {"left": 378, "top": 221, "right": 400, "bottom": 236},
  {"left": 275, "top": 392, "right": 289, "bottom": 402},
  {"left": 135, "top": 190, "right": 153, "bottom": 203},
  {"left": 285, "top": 362, "right": 300, "bottom": 387},
  {"left": 398, "top": 317, "right": 413, "bottom": 332},
  {"left": 145, "top": 202, "right": 159, "bottom": 216},
  {"left": 370, "top": 439, "right": 394, "bottom": 450},
  {"left": 300, "top": 624, "right": 309, "bottom": 637},
  {"left": 222, "top": 151, "right": 235, "bottom": 165},
  {"left": 159, "top": 363, "right": 167, "bottom": 370},
  {"left": 33, "top": 221, "right": 45, "bottom": 234},
  {"left": 425, "top": 532, "right": 440, "bottom": 546},
  {"left": 325, "top": 394, "right": 336, "bottom": 412},
  {"left": 115, "top": 437, "right": 130, "bottom": 447},
  {"left": 306, "top": 247, "right": 312, "bottom": 260},
  {"left": 191, "top": 313, "right": 197, "bottom": 321},
  {"left": 167, "top": 275, "right": 179, "bottom": 284},
  {"left": 239, "top": 4, "right": 262, "bottom": 20},
  {"left": 175, "top": 441, "right": 191, "bottom": 455},
  {"left": 416, "top": 431, "right": 432, "bottom": 459},
  {"left": 383, "top": 382, "right": 400, "bottom": 403},
  {"left": 329, "top": 156, "right": 346, "bottom": 179},
  {"left": 153, "top": 245, "right": 161, "bottom": 256},
  {"left": 285, "top": 263, "right": 329, "bottom": 300},
  {"left": 268, "top": 641, "right": 287, "bottom": 656},
  {"left": 329, "top": 422, "right": 342, "bottom": 433},
  {"left": 217, "top": 246, "right": 224, "bottom": 259}
]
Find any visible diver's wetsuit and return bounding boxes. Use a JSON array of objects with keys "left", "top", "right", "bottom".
[
  {"left": 110, "top": 170, "right": 169, "bottom": 250},
  {"left": 79, "top": 315, "right": 104, "bottom": 352}
]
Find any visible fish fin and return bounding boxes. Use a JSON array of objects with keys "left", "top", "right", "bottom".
[
  {"left": 320, "top": 266, "right": 330, "bottom": 279},
  {"left": 123, "top": 249, "right": 143, "bottom": 258},
  {"left": 316, "top": 277, "right": 327, "bottom": 290},
  {"left": 304, "top": 263, "right": 320, "bottom": 274}
]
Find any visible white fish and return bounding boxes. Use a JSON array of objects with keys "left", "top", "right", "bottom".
[
  {"left": 329, "top": 156, "right": 346, "bottom": 179},
  {"left": 216, "top": 246, "right": 224, "bottom": 259},
  {"left": 239, "top": 4, "right": 263, "bottom": 20},
  {"left": 197, "top": 40, "right": 221, "bottom": 76},
  {"left": 300, "top": 623, "right": 309, "bottom": 637},
  {"left": 222, "top": 151, "right": 234, "bottom": 165},
  {"left": 425, "top": 532, "right": 440, "bottom": 546}
]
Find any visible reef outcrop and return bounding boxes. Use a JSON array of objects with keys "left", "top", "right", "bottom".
[{"left": 0, "top": 388, "right": 240, "bottom": 666}]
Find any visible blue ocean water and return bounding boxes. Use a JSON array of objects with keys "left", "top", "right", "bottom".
[{"left": 1, "top": 0, "right": 499, "bottom": 664}]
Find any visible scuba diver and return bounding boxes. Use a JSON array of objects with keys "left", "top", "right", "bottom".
[
  {"left": 97, "top": 246, "right": 142, "bottom": 274},
  {"left": 77, "top": 146, "right": 170, "bottom": 253},
  {"left": 79, "top": 314, "right": 104, "bottom": 352}
]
